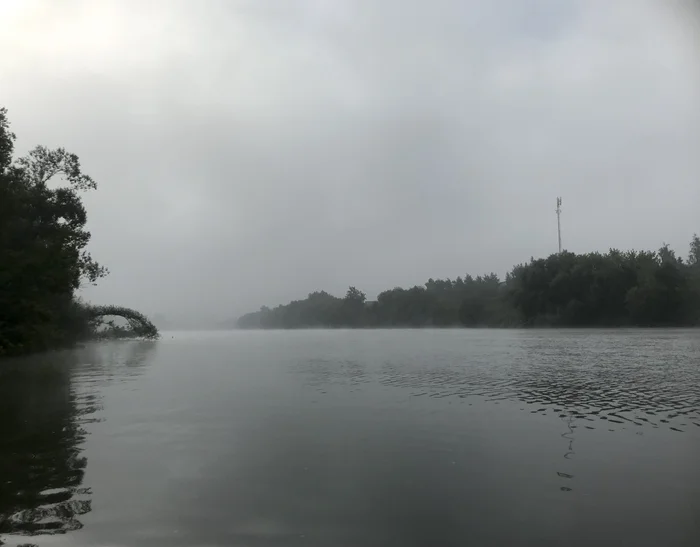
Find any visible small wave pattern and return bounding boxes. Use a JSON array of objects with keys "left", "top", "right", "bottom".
[
  {"left": 391, "top": 333, "right": 700, "bottom": 432},
  {"left": 297, "top": 331, "right": 700, "bottom": 433}
]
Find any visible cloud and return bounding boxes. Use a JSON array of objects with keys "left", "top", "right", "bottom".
[{"left": 1, "top": 0, "right": 699, "bottom": 323}]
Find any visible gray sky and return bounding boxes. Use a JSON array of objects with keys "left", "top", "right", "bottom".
[{"left": 2, "top": 0, "right": 699, "bottom": 325}]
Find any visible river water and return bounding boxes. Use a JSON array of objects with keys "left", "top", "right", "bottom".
[{"left": 0, "top": 329, "right": 699, "bottom": 546}]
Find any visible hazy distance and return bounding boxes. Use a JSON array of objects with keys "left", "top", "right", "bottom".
[{"left": 2, "top": 0, "right": 699, "bottom": 327}]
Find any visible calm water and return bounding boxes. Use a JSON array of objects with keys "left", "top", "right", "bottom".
[{"left": 1, "top": 329, "right": 699, "bottom": 547}]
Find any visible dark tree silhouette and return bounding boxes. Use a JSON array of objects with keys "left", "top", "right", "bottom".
[
  {"left": 0, "top": 107, "right": 158, "bottom": 356},
  {"left": 238, "top": 241, "right": 700, "bottom": 329}
]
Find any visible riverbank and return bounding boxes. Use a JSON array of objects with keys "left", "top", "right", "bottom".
[{"left": 237, "top": 241, "right": 700, "bottom": 329}]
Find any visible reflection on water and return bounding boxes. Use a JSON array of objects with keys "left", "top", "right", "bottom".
[
  {"left": 0, "top": 331, "right": 699, "bottom": 546},
  {"left": 0, "top": 341, "right": 155, "bottom": 540},
  {"left": 285, "top": 330, "right": 700, "bottom": 544},
  {"left": 293, "top": 331, "right": 700, "bottom": 434}
]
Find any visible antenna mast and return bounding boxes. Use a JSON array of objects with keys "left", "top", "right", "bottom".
[{"left": 556, "top": 197, "right": 562, "bottom": 254}]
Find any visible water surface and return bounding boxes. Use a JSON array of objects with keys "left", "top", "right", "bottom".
[{"left": 1, "top": 329, "right": 699, "bottom": 546}]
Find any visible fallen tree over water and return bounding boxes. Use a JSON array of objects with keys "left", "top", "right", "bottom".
[{"left": 87, "top": 305, "right": 160, "bottom": 340}]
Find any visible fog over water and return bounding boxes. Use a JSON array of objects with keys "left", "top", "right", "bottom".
[{"left": 2, "top": 0, "right": 699, "bottom": 325}]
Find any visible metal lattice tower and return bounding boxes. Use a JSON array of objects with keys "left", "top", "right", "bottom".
[{"left": 556, "top": 197, "right": 562, "bottom": 254}]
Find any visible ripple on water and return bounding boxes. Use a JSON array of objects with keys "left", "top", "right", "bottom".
[{"left": 293, "top": 331, "right": 700, "bottom": 434}]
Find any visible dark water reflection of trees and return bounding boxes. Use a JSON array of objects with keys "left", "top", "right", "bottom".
[{"left": 0, "top": 342, "right": 154, "bottom": 541}]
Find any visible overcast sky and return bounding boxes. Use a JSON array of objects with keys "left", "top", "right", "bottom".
[{"left": 2, "top": 0, "right": 699, "bottom": 325}]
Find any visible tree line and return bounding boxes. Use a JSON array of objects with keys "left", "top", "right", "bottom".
[
  {"left": 238, "top": 239, "right": 700, "bottom": 329},
  {"left": 0, "top": 108, "right": 158, "bottom": 357}
]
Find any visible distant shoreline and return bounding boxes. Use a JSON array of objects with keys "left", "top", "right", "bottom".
[
  {"left": 235, "top": 238, "right": 700, "bottom": 330},
  {"left": 232, "top": 324, "right": 700, "bottom": 331}
]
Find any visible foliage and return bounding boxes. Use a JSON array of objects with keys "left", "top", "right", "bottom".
[
  {"left": 87, "top": 305, "right": 160, "bottom": 340},
  {"left": 238, "top": 240, "right": 700, "bottom": 329},
  {"left": 0, "top": 108, "right": 158, "bottom": 356}
]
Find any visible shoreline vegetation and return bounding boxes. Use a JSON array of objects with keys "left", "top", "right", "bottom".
[
  {"left": 0, "top": 107, "right": 158, "bottom": 358},
  {"left": 238, "top": 239, "right": 700, "bottom": 330}
]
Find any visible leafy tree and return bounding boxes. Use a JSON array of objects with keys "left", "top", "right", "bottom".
[
  {"left": 0, "top": 108, "right": 14, "bottom": 170},
  {"left": 689, "top": 234, "right": 700, "bottom": 268},
  {"left": 686, "top": 235, "right": 700, "bottom": 323},
  {"left": 0, "top": 108, "right": 157, "bottom": 356},
  {"left": 237, "top": 236, "right": 700, "bottom": 329},
  {"left": 344, "top": 286, "right": 366, "bottom": 304}
]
